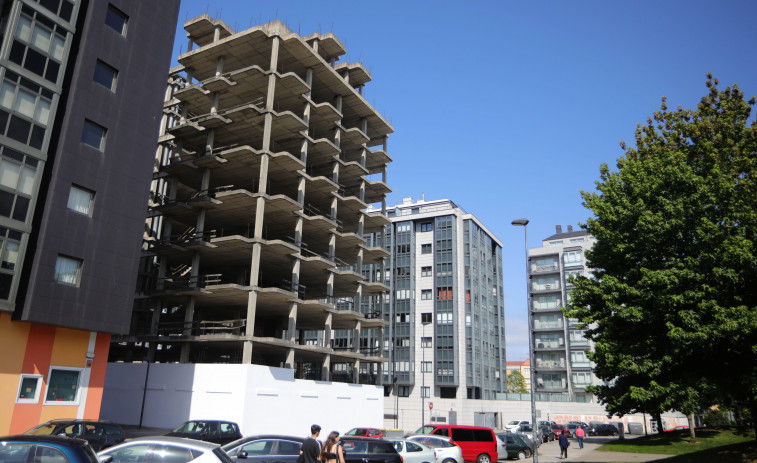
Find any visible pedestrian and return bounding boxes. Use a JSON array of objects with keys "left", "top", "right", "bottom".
[
  {"left": 575, "top": 426, "right": 585, "bottom": 449},
  {"left": 558, "top": 429, "right": 570, "bottom": 459},
  {"left": 299, "top": 424, "right": 322, "bottom": 463},
  {"left": 320, "top": 431, "right": 345, "bottom": 463}
]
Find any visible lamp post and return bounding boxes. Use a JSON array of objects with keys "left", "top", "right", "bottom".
[
  {"left": 512, "top": 218, "right": 538, "bottom": 463},
  {"left": 421, "top": 315, "right": 431, "bottom": 429}
]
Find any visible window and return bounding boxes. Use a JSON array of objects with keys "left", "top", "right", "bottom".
[
  {"left": 105, "top": 4, "right": 128, "bottom": 35},
  {"left": 93, "top": 60, "right": 118, "bottom": 90},
  {"left": 81, "top": 120, "right": 106, "bottom": 150},
  {"left": 105, "top": 444, "right": 151, "bottom": 463},
  {"left": 572, "top": 372, "right": 592, "bottom": 386},
  {"left": 44, "top": 367, "right": 81, "bottom": 403},
  {"left": 420, "top": 386, "right": 430, "bottom": 398},
  {"left": 421, "top": 289, "right": 432, "bottom": 300},
  {"left": 0, "top": 226, "right": 23, "bottom": 300},
  {"left": 421, "top": 361, "right": 432, "bottom": 373},
  {"left": 67, "top": 185, "right": 94, "bottom": 215},
  {"left": 35, "top": 0, "right": 75, "bottom": 22},
  {"left": 54, "top": 255, "right": 81, "bottom": 285},
  {"left": 563, "top": 250, "right": 583, "bottom": 266},
  {"left": 421, "top": 312, "right": 433, "bottom": 324},
  {"left": 421, "top": 336, "right": 432, "bottom": 348},
  {"left": 421, "top": 243, "right": 431, "bottom": 254},
  {"left": 436, "top": 287, "right": 453, "bottom": 300},
  {"left": 397, "top": 386, "right": 410, "bottom": 397},
  {"left": 0, "top": 71, "right": 53, "bottom": 149},
  {"left": 420, "top": 222, "right": 433, "bottom": 232},
  {"left": 421, "top": 266, "right": 432, "bottom": 277},
  {"left": 16, "top": 374, "right": 42, "bottom": 403},
  {"left": 10, "top": 6, "right": 67, "bottom": 83},
  {"left": 548, "top": 240, "right": 563, "bottom": 246},
  {"left": 0, "top": 148, "right": 37, "bottom": 222}
]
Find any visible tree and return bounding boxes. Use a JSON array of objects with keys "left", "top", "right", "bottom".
[
  {"left": 507, "top": 370, "right": 528, "bottom": 393},
  {"left": 566, "top": 75, "right": 757, "bottom": 442}
]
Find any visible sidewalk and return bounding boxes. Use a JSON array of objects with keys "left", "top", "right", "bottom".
[{"left": 534, "top": 435, "right": 670, "bottom": 462}]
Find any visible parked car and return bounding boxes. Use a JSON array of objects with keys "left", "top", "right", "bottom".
[
  {"left": 0, "top": 435, "right": 100, "bottom": 463},
  {"left": 340, "top": 437, "right": 402, "bottom": 463},
  {"left": 221, "top": 435, "right": 305, "bottom": 462},
  {"left": 24, "top": 419, "right": 126, "bottom": 451},
  {"left": 538, "top": 425, "right": 554, "bottom": 442},
  {"left": 406, "top": 434, "right": 463, "bottom": 463},
  {"left": 345, "top": 428, "right": 385, "bottom": 438},
  {"left": 588, "top": 424, "right": 619, "bottom": 436},
  {"left": 496, "top": 434, "right": 530, "bottom": 460},
  {"left": 550, "top": 424, "right": 567, "bottom": 440},
  {"left": 413, "top": 425, "right": 496, "bottom": 463},
  {"left": 568, "top": 421, "right": 588, "bottom": 429},
  {"left": 99, "top": 436, "right": 232, "bottom": 463},
  {"left": 565, "top": 424, "right": 582, "bottom": 438},
  {"left": 503, "top": 421, "right": 529, "bottom": 433},
  {"left": 166, "top": 420, "right": 242, "bottom": 445},
  {"left": 512, "top": 425, "right": 541, "bottom": 448},
  {"left": 390, "top": 438, "right": 436, "bottom": 463}
]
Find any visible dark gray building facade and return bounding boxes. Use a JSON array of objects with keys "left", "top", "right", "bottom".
[{"left": 1, "top": 0, "right": 179, "bottom": 332}]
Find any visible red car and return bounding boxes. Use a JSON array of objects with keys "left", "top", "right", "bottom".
[
  {"left": 551, "top": 424, "right": 568, "bottom": 440},
  {"left": 345, "top": 428, "right": 385, "bottom": 438}
]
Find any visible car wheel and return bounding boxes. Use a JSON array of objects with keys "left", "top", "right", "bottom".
[
  {"left": 476, "top": 453, "right": 491, "bottom": 463},
  {"left": 516, "top": 451, "right": 526, "bottom": 460},
  {"left": 442, "top": 459, "right": 456, "bottom": 463},
  {"left": 523, "top": 449, "right": 531, "bottom": 458}
]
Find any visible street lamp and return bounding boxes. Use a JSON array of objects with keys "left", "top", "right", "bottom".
[
  {"left": 512, "top": 218, "right": 538, "bottom": 463},
  {"left": 421, "top": 314, "right": 432, "bottom": 429}
]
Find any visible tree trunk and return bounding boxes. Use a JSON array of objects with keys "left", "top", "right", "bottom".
[
  {"left": 751, "top": 402, "right": 757, "bottom": 442},
  {"left": 686, "top": 413, "right": 696, "bottom": 443}
]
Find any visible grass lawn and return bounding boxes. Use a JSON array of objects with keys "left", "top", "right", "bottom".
[{"left": 595, "top": 427, "right": 757, "bottom": 462}]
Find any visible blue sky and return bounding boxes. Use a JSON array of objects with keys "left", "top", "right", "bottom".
[{"left": 171, "top": 0, "right": 757, "bottom": 361}]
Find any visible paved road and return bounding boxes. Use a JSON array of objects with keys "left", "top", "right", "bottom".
[{"left": 531, "top": 435, "right": 670, "bottom": 462}]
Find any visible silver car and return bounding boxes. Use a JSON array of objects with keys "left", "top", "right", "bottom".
[
  {"left": 99, "top": 436, "right": 232, "bottom": 463},
  {"left": 406, "top": 435, "right": 463, "bottom": 463},
  {"left": 390, "top": 439, "right": 436, "bottom": 463}
]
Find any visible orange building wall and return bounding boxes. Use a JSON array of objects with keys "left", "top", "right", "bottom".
[{"left": 0, "top": 313, "right": 112, "bottom": 434}]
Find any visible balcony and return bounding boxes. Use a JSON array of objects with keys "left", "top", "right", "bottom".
[
  {"left": 531, "top": 282, "right": 561, "bottom": 293},
  {"left": 530, "top": 263, "right": 559, "bottom": 274}
]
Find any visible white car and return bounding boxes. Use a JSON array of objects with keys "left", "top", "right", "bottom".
[
  {"left": 504, "top": 421, "right": 529, "bottom": 433},
  {"left": 390, "top": 439, "right": 436, "bottom": 463},
  {"left": 406, "top": 435, "right": 463, "bottom": 463},
  {"left": 99, "top": 436, "right": 232, "bottom": 463}
]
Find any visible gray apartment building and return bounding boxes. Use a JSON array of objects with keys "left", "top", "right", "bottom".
[
  {"left": 378, "top": 197, "right": 506, "bottom": 424},
  {"left": 528, "top": 225, "right": 598, "bottom": 402},
  {"left": 109, "top": 15, "right": 394, "bottom": 386},
  {"left": 0, "top": 0, "right": 178, "bottom": 430}
]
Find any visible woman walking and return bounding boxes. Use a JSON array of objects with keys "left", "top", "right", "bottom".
[
  {"left": 558, "top": 429, "right": 570, "bottom": 459},
  {"left": 320, "top": 431, "right": 345, "bottom": 463}
]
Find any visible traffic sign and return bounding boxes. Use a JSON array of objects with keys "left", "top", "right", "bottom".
[{"left": 429, "top": 402, "right": 433, "bottom": 410}]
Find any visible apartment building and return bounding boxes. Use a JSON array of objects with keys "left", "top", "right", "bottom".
[
  {"left": 506, "top": 359, "right": 530, "bottom": 390},
  {"left": 528, "top": 225, "right": 597, "bottom": 402},
  {"left": 378, "top": 198, "right": 506, "bottom": 427},
  {"left": 109, "top": 16, "right": 394, "bottom": 386},
  {"left": 0, "top": 0, "right": 179, "bottom": 433}
]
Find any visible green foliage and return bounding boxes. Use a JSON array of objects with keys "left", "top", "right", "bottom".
[
  {"left": 597, "top": 428, "right": 755, "bottom": 457},
  {"left": 702, "top": 409, "right": 730, "bottom": 428},
  {"left": 566, "top": 75, "right": 757, "bottom": 432},
  {"left": 507, "top": 370, "right": 528, "bottom": 393}
]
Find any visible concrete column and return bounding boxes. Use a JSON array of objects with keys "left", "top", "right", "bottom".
[
  {"left": 185, "top": 68, "right": 193, "bottom": 85},
  {"left": 180, "top": 297, "right": 196, "bottom": 362},
  {"left": 195, "top": 209, "right": 206, "bottom": 236},
  {"left": 285, "top": 303, "right": 297, "bottom": 368},
  {"left": 360, "top": 119, "right": 368, "bottom": 168},
  {"left": 358, "top": 85, "right": 363, "bottom": 95},
  {"left": 325, "top": 313, "right": 332, "bottom": 346},
  {"left": 186, "top": 33, "right": 193, "bottom": 53},
  {"left": 354, "top": 320, "right": 362, "bottom": 353},
  {"left": 322, "top": 354, "right": 330, "bottom": 381},
  {"left": 211, "top": 92, "right": 219, "bottom": 114},
  {"left": 358, "top": 213, "right": 364, "bottom": 236},
  {"left": 342, "top": 70, "right": 350, "bottom": 84},
  {"left": 242, "top": 291, "right": 258, "bottom": 363},
  {"left": 353, "top": 359, "right": 360, "bottom": 384},
  {"left": 215, "top": 56, "right": 224, "bottom": 76},
  {"left": 311, "top": 39, "right": 319, "bottom": 54},
  {"left": 213, "top": 25, "right": 221, "bottom": 42},
  {"left": 205, "top": 129, "right": 215, "bottom": 155}
]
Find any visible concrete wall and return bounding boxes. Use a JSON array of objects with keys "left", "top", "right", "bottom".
[
  {"left": 100, "top": 363, "right": 384, "bottom": 436},
  {"left": 384, "top": 395, "right": 688, "bottom": 433}
]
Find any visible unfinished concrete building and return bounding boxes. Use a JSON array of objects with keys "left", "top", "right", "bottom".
[{"left": 110, "top": 16, "right": 393, "bottom": 385}]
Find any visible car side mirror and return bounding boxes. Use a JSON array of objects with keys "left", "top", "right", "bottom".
[
  {"left": 238, "top": 451, "right": 248, "bottom": 459},
  {"left": 99, "top": 456, "right": 113, "bottom": 463}
]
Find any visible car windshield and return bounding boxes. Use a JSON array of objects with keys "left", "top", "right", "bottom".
[
  {"left": 173, "top": 421, "right": 208, "bottom": 433},
  {"left": 24, "top": 423, "right": 62, "bottom": 435},
  {"left": 507, "top": 421, "right": 520, "bottom": 426},
  {"left": 346, "top": 428, "right": 368, "bottom": 436},
  {"left": 413, "top": 426, "right": 436, "bottom": 435}
]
